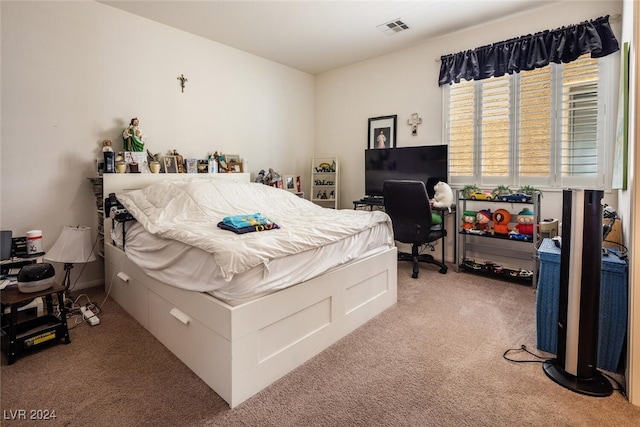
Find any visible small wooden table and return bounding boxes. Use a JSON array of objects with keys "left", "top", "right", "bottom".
[{"left": 1, "top": 283, "right": 70, "bottom": 364}]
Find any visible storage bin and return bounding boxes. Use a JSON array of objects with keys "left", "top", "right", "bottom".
[{"left": 536, "top": 238, "right": 628, "bottom": 372}]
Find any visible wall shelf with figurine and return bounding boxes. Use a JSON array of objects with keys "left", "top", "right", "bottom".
[
  {"left": 454, "top": 190, "right": 541, "bottom": 286},
  {"left": 311, "top": 157, "right": 338, "bottom": 209}
]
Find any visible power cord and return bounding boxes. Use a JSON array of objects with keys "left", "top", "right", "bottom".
[
  {"left": 503, "top": 344, "right": 627, "bottom": 397},
  {"left": 67, "top": 230, "right": 101, "bottom": 294},
  {"left": 602, "top": 240, "right": 628, "bottom": 260},
  {"left": 53, "top": 293, "right": 103, "bottom": 329},
  {"left": 503, "top": 344, "right": 547, "bottom": 363},
  {"left": 100, "top": 250, "right": 127, "bottom": 308}
]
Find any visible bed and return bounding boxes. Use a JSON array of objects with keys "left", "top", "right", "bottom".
[{"left": 102, "top": 173, "right": 398, "bottom": 408}]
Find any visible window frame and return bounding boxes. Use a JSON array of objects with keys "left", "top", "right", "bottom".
[{"left": 443, "top": 54, "right": 617, "bottom": 191}]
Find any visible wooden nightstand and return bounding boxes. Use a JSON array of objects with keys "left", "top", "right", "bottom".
[{"left": 1, "top": 283, "right": 70, "bottom": 364}]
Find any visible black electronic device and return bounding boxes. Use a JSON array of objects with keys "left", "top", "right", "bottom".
[
  {"left": 364, "top": 145, "right": 448, "bottom": 199},
  {"left": 1, "top": 230, "right": 12, "bottom": 261},
  {"left": 104, "top": 193, "right": 135, "bottom": 222},
  {"left": 17, "top": 263, "right": 55, "bottom": 293}
]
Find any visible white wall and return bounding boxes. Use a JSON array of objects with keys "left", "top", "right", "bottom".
[{"left": 0, "top": 1, "right": 315, "bottom": 287}]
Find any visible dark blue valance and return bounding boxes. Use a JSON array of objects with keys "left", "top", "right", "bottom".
[{"left": 438, "top": 15, "right": 620, "bottom": 86}]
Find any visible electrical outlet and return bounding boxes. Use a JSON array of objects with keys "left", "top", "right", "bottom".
[{"left": 80, "top": 305, "right": 100, "bottom": 326}]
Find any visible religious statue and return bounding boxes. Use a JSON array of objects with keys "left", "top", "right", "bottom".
[
  {"left": 102, "top": 140, "right": 113, "bottom": 152},
  {"left": 123, "top": 117, "right": 145, "bottom": 152},
  {"left": 213, "top": 152, "right": 228, "bottom": 172}
]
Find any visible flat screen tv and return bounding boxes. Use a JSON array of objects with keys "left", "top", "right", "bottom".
[{"left": 365, "top": 145, "right": 448, "bottom": 199}]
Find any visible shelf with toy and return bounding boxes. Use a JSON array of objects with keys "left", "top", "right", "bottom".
[
  {"left": 459, "top": 258, "right": 534, "bottom": 284},
  {"left": 458, "top": 229, "right": 534, "bottom": 242},
  {"left": 455, "top": 190, "right": 541, "bottom": 286},
  {"left": 310, "top": 157, "right": 338, "bottom": 209}
]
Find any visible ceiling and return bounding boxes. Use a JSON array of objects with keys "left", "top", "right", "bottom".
[{"left": 100, "top": 0, "right": 560, "bottom": 75}]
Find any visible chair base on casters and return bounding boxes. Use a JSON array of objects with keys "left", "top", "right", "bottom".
[{"left": 398, "top": 245, "right": 448, "bottom": 278}]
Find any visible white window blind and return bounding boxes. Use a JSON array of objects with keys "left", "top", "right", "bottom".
[
  {"left": 560, "top": 58, "right": 600, "bottom": 179},
  {"left": 481, "top": 75, "right": 510, "bottom": 179},
  {"left": 445, "top": 54, "right": 613, "bottom": 190}
]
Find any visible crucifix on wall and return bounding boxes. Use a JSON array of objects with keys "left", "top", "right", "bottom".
[
  {"left": 177, "top": 74, "right": 188, "bottom": 92},
  {"left": 408, "top": 113, "right": 422, "bottom": 136}
]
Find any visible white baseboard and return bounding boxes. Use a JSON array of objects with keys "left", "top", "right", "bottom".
[{"left": 70, "top": 279, "right": 104, "bottom": 291}]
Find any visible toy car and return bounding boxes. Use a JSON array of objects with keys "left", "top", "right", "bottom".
[
  {"left": 519, "top": 270, "right": 533, "bottom": 278},
  {"left": 508, "top": 232, "right": 532, "bottom": 241},
  {"left": 483, "top": 261, "right": 495, "bottom": 270},
  {"left": 469, "top": 191, "right": 493, "bottom": 201},
  {"left": 498, "top": 193, "right": 532, "bottom": 203},
  {"left": 466, "top": 228, "right": 486, "bottom": 235},
  {"left": 461, "top": 258, "right": 483, "bottom": 270},
  {"left": 509, "top": 269, "right": 533, "bottom": 278}
]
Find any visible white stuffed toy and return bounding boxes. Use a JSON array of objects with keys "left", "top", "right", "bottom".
[{"left": 432, "top": 181, "right": 454, "bottom": 212}]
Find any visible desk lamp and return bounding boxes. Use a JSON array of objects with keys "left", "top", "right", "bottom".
[{"left": 44, "top": 226, "right": 96, "bottom": 295}]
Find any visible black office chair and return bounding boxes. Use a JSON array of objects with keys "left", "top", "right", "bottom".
[{"left": 383, "top": 180, "right": 448, "bottom": 278}]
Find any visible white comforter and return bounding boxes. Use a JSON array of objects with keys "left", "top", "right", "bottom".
[{"left": 116, "top": 177, "right": 393, "bottom": 281}]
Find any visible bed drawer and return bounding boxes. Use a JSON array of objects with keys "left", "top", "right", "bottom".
[
  {"left": 147, "top": 291, "right": 232, "bottom": 401},
  {"left": 105, "top": 258, "right": 149, "bottom": 329}
]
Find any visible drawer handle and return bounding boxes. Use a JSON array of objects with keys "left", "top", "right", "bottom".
[
  {"left": 117, "top": 272, "right": 130, "bottom": 282},
  {"left": 169, "top": 308, "right": 190, "bottom": 325}
]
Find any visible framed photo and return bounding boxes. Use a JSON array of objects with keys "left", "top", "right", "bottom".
[
  {"left": 197, "top": 159, "right": 209, "bottom": 173},
  {"left": 283, "top": 175, "right": 296, "bottom": 192},
  {"left": 222, "top": 155, "right": 241, "bottom": 173},
  {"left": 185, "top": 158, "right": 198, "bottom": 174},
  {"left": 368, "top": 115, "right": 397, "bottom": 149},
  {"left": 124, "top": 151, "right": 150, "bottom": 173},
  {"left": 164, "top": 155, "right": 178, "bottom": 173},
  {"left": 228, "top": 162, "right": 243, "bottom": 173}
]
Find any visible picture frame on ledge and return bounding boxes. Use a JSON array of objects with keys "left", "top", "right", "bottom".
[
  {"left": 368, "top": 115, "right": 397, "bottom": 149},
  {"left": 124, "top": 151, "right": 150, "bottom": 173},
  {"left": 284, "top": 175, "right": 297, "bottom": 192},
  {"left": 185, "top": 158, "right": 198, "bottom": 174},
  {"left": 164, "top": 155, "right": 178, "bottom": 173},
  {"left": 228, "top": 162, "right": 243, "bottom": 173},
  {"left": 225, "top": 154, "right": 240, "bottom": 163},
  {"left": 197, "top": 160, "right": 209, "bottom": 173},
  {"left": 224, "top": 154, "right": 242, "bottom": 173}
]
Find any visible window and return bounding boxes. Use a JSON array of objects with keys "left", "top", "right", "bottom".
[{"left": 445, "top": 54, "right": 615, "bottom": 190}]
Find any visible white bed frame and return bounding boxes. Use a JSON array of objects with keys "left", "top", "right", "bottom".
[{"left": 102, "top": 174, "right": 398, "bottom": 408}]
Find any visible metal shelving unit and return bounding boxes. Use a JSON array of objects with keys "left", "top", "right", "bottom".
[{"left": 454, "top": 190, "right": 541, "bottom": 286}]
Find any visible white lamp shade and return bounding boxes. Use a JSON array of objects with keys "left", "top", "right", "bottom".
[{"left": 44, "top": 226, "right": 96, "bottom": 264}]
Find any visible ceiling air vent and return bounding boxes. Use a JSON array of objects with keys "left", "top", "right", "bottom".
[{"left": 377, "top": 19, "right": 410, "bottom": 35}]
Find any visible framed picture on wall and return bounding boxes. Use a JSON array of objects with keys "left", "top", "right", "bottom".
[{"left": 368, "top": 115, "right": 397, "bottom": 149}]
